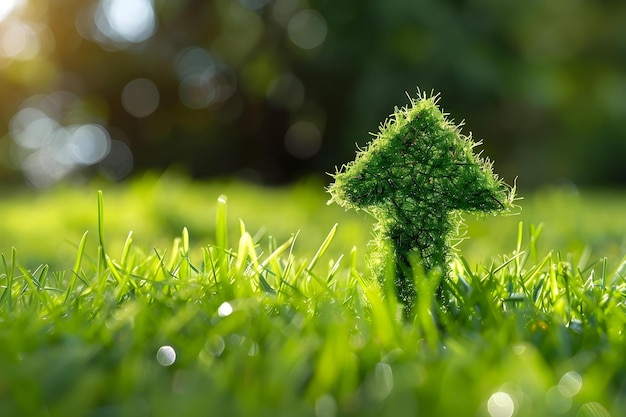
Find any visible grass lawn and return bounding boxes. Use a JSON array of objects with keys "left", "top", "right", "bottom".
[{"left": 1, "top": 173, "right": 625, "bottom": 417}]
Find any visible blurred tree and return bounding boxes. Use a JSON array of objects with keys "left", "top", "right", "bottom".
[{"left": 0, "top": 0, "right": 625, "bottom": 188}]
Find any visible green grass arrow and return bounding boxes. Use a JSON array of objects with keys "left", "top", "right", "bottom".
[{"left": 328, "top": 89, "right": 515, "bottom": 313}]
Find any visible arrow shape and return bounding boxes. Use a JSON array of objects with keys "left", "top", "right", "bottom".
[{"left": 328, "top": 90, "right": 514, "bottom": 312}]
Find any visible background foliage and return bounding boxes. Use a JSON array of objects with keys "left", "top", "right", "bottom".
[{"left": 1, "top": 0, "right": 626, "bottom": 188}]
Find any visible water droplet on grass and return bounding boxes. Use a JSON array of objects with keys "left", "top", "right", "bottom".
[
  {"left": 156, "top": 345, "right": 176, "bottom": 366},
  {"left": 218, "top": 301, "right": 233, "bottom": 317}
]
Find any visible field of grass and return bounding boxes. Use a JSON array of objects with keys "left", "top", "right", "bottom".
[{"left": 1, "top": 173, "right": 626, "bottom": 416}]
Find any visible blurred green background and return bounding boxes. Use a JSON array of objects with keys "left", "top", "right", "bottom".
[
  {"left": 3, "top": 4, "right": 626, "bottom": 415},
  {"left": 1, "top": 0, "right": 625, "bottom": 189}
]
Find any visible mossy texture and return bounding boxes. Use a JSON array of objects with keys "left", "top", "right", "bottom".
[{"left": 328, "top": 90, "right": 514, "bottom": 310}]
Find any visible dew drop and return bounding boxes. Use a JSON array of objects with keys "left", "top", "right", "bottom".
[
  {"left": 218, "top": 301, "right": 233, "bottom": 317},
  {"left": 156, "top": 345, "right": 176, "bottom": 366}
]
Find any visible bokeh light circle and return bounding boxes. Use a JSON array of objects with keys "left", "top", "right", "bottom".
[
  {"left": 175, "top": 47, "right": 214, "bottom": 79},
  {"left": 10, "top": 108, "right": 57, "bottom": 149},
  {"left": 68, "top": 124, "right": 111, "bottom": 165},
  {"left": 558, "top": 371, "right": 583, "bottom": 397},
  {"left": 287, "top": 10, "right": 327, "bottom": 50},
  {"left": 284, "top": 121, "right": 322, "bottom": 159},
  {"left": 122, "top": 78, "right": 160, "bottom": 118},
  {"left": 95, "top": 0, "right": 157, "bottom": 45},
  {"left": 99, "top": 139, "right": 134, "bottom": 181},
  {"left": 178, "top": 68, "right": 236, "bottom": 109},
  {"left": 8, "top": 93, "right": 119, "bottom": 187},
  {"left": 0, "top": 19, "right": 41, "bottom": 59},
  {"left": 545, "top": 386, "right": 572, "bottom": 414},
  {"left": 487, "top": 392, "right": 515, "bottom": 417}
]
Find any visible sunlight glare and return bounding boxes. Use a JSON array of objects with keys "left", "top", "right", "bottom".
[{"left": 0, "top": 0, "right": 20, "bottom": 22}]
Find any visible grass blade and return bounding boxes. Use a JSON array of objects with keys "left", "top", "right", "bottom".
[
  {"left": 97, "top": 190, "right": 106, "bottom": 266},
  {"left": 306, "top": 223, "right": 337, "bottom": 272},
  {"left": 215, "top": 195, "right": 229, "bottom": 280},
  {"left": 63, "top": 231, "right": 89, "bottom": 305},
  {"left": 0, "top": 248, "right": 17, "bottom": 312}
]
